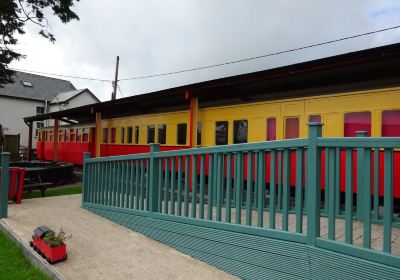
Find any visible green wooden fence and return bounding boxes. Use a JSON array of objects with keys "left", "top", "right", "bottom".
[
  {"left": 82, "top": 123, "right": 400, "bottom": 279},
  {"left": 0, "top": 152, "right": 10, "bottom": 218}
]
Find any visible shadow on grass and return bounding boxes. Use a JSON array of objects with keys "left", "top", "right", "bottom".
[{"left": 22, "top": 185, "right": 82, "bottom": 200}]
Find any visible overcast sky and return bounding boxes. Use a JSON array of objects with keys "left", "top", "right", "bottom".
[{"left": 9, "top": 0, "right": 400, "bottom": 101}]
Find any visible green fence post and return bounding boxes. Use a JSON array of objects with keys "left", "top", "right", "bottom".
[
  {"left": 82, "top": 152, "right": 91, "bottom": 204},
  {"left": 149, "top": 143, "right": 160, "bottom": 212},
  {"left": 356, "top": 130, "right": 367, "bottom": 219},
  {"left": 0, "top": 152, "right": 10, "bottom": 219},
  {"left": 306, "top": 123, "right": 322, "bottom": 246}
]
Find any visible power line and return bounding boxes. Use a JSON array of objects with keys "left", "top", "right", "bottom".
[
  {"left": 119, "top": 25, "right": 400, "bottom": 81},
  {"left": 9, "top": 67, "right": 112, "bottom": 82},
  {"left": 8, "top": 25, "right": 400, "bottom": 84}
]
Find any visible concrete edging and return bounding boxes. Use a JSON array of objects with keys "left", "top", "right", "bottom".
[{"left": 0, "top": 219, "right": 66, "bottom": 280}]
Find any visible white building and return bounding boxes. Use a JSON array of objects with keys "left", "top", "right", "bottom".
[{"left": 0, "top": 71, "right": 99, "bottom": 147}]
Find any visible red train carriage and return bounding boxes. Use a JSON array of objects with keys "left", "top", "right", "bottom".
[{"left": 30, "top": 43, "right": 400, "bottom": 202}]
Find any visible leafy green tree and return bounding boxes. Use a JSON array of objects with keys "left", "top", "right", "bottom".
[{"left": 0, "top": 0, "right": 80, "bottom": 86}]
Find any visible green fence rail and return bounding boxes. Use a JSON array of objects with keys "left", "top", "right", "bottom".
[{"left": 83, "top": 123, "right": 400, "bottom": 276}]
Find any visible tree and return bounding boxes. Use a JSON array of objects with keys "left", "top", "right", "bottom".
[{"left": 0, "top": 0, "right": 80, "bottom": 86}]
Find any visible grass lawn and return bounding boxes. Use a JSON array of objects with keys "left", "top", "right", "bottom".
[
  {"left": 22, "top": 184, "right": 82, "bottom": 200},
  {"left": 0, "top": 230, "right": 50, "bottom": 280}
]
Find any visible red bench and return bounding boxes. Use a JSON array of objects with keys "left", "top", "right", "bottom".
[{"left": 8, "top": 168, "right": 25, "bottom": 204}]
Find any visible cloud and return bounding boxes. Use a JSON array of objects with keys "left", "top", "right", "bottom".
[{"left": 10, "top": 0, "right": 400, "bottom": 101}]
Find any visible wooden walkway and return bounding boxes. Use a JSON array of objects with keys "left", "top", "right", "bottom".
[{"left": 159, "top": 200, "right": 400, "bottom": 256}]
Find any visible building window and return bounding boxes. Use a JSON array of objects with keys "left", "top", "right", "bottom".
[
  {"left": 309, "top": 115, "right": 321, "bottom": 123},
  {"left": 177, "top": 123, "right": 187, "bottom": 145},
  {"left": 158, "top": 124, "right": 166, "bottom": 144},
  {"left": 22, "top": 81, "right": 33, "bottom": 87},
  {"left": 103, "top": 128, "right": 109, "bottom": 143},
  {"left": 233, "top": 120, "right": 248, "bottom": 144},
  {"left": 344, "top": 112, "right": 371, "bottom": 137},
  {"left": 121, "top": 127, "right": 125, "bottom": 144},
  {"left": 36, "top": 106, "right": 45, "bottom": 115},
  {"left": 197, "top": 122, "right": 202, "bottom": 146},
  {"left": 382, "top": 110, "right": 400, "bottom": 137},
  {"left": 110, "top": 128, "right": 116, "bottom": 143},
  {"left": 147, "top": 125, "right": 155, "bottom": 144},
  {"left": 215, "top": 121, "right": 228, "bottom": 145},
  {"left": 266, "top": 118, "right": 276, "bottom": 141},
  {"left": 127, "top": 127, "right": 133, "bottom": 143},
  {"left": 36, "top": 122, "right": 44, "bottom": 129},
  {"left": 135, "top": 126, "right": 139, "bottom": 144},
  {"left": 285, "top": 117, "right": 299, "bottom": 139}
]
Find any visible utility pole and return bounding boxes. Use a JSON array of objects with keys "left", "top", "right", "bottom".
[{"left": 111, "top": 56, "right": 120, "bottom": 100}]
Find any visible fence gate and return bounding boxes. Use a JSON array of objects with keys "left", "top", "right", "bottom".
[{"left": 4, "top": 134, "right": 20, "bottom": 162}]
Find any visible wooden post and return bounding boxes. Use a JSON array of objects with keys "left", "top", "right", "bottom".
[
  {"left": 356, "top": 130, "right": 368, "bottom": 219},
  {"left": 306, "top": 122, "right": 322, "bottom": 246},
  {"left": 27, "top": 122, "right": 33, "bottom": 161},
  {"left": 53, "top": 119, "right": 59, "bottom": 161},
  {"left": 95, "top": 112, "right": 102, "bottom": 157},
  {"left": 0, "top": 152, "right": 10, "bottom": 218},
  {"left": 82, "top": 152, "right": 91, "bottom": 204},
  {"left": 148, "top": 143, "right": 160, "bottom": 212},
  {"left": 189, "top": 97, "right": 199, "bottom": 148},
  {"left": 112, "top": 56, "right": 120, "bottom": 100}
]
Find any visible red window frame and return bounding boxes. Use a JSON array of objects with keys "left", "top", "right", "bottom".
[
  {"left": 285, "top": 117, "right": 299, "bottom": 139},
  {"left": 266, "top": 118, "right": 276, "bottom": 141},
  {"left": 382, "top": 110, "right": 400, "bottom": 137},
  {"left": 344, "top": 112, "right": 371, "bottom": 137}
]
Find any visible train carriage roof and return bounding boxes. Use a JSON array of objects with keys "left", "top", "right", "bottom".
[{"left": 25, "top": 42, "right": 400, "bottom": 124}]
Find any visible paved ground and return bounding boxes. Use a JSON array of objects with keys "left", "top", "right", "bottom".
[{"left": 2, "top": 195, "right": 238, "bottom": 280}]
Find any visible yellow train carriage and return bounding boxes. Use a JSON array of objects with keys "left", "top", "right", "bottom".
[{"left": 100, "top": 86, "right": 400, "bottom": 148}]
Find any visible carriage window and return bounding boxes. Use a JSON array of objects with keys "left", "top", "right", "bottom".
[
  {"left": 285, "top": 117, "right": 299, "bottom": 139},
  {"left": 344, "top": 112, "right": 371, "bottom": 137},
  {"left": 158, "top": 124, "right": 166, "bottom": 144},
  {"left": 382, "top": 110, "right": 400, "bottom": 137},
  {"left": 58, "top": 130, "right": 64, "bottom": 142},
  {"left": 76, "top": 129, "right": 82, "bottom": 142},
  {"left": 147, "top": 125, "right": 155, "bottom": 144},
  {"left": 266, "top": 118, "right": 276, "bottom": 141},
  {"left": 103, "top": 128, "right": 109, "bottom": 143},
  {"left": 233, "top": 120, "right": 248, "bottom": 144},
  {"left": 110, "top": 128, "right": 116, "bottom": 143},
  {"left": 177, "top": 123, "right": 187, "bottom": 145},
  {"left": 64, "top": 130, "right": 69, "bottom": 142},
  {"left": 127, "top": 127, "right": 133, "bottom": 143},
  {"left": 216, "top": 121, "right": 228, "bottom": 145},
  {"left": 309, "top": 115, "right": 321, "bottom": 123},
  {"left": 121, "top": 127, "right": 125, "bottom": 144},
  {"left": 197, "top": 122, "right": 202, "bottom": 146},
  {"left": 82, "top": 128, "right": 89, "bottom": 142},
  {"left": 49, "top": 131, "right": 54, "bottom": 142},
  {"left": 135, "top": 126, "right": 139, "bottom": 144},
  {"left": 70, "top": 129, "right": 76, "bottom": 142}
]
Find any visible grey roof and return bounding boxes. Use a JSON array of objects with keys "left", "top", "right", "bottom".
[{"left": 0, "top": 71, "right": 76, "bottom": 101}]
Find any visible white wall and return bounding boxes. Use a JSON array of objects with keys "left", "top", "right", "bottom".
[
  {"left": 49, "top": 91, "right": 99, "bottom": 113},
  {"left": 0, "top": 96, "right": 44, "bottom": 147}
]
